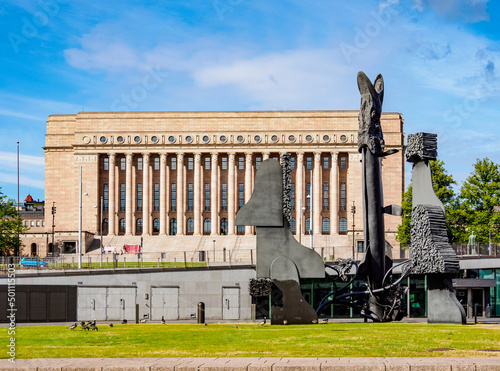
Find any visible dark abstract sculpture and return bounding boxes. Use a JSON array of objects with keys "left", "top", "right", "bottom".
[
  {"left": 236, "top": 157, "right": 325, "bottom": 324},
  {"left": 407, "top": 132, "right": 465, "bottom": 324}
]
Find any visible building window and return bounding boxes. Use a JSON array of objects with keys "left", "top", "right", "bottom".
[
  {"left": 238, "top": 183, "right": 244, "bottom": 209},
  {"left": 103, "top": 157, "right": 109, "bottom": 171},
  {"left": 187, "top": 218, "right": 194, "bottom": 234},
  {"left": 220, "top": 218, "right": 228, "bottom": 235},
  {"left": 238, "top": 157, "right": 244, "bottom": 170},
  {"left": 256, "top": 156, "right": 261, "bottom": 169},
  {"left": 237, "top": 225, "right": 245, "bottom": 234},
  {"left": 221, "top": 157, "right": 227, "bottom": 170},
  {"left": 188, "top": 157, "right": 194, "bottom": 170},
  {"left": 120, "top": 157, "right": 126, "bottom": 170},
  {"left": 306, "top": 183, "right": 311, "bottom": 210},
  {"left": 42, "top": 221, "right": 45, "bottom": 227},
  {"left": 290, "top": 217, "right": 296, "bottom": 233},
  {"left": 221, "top": 184, "right": 227, "bottom": 211},
  {"left": 323, "top": 183, "right": 329, "bottom": 210},
  {"left": 171, "top": 157, "right": 176, "bottom": 170},
  {"left": 204, "top": 183, "right": 210, "bottom": 211},
  {"left": 306, "top": 156, "right": 312, "bottom": 169},
  {"left": 103, "top": 219, "right": 108, "bottom": 235},
  {"left": 357, "top": 241, "right": 365, "bottom": 253},
  {"left": 103, "top": 184, "right": 109, "bottom": 211},
  {"left": 340, "top": 156, "right": 346, "bottom": 169},
  {"left": 323, "top": 156, "right": 329, "bottom": 169},
  {"left": 169, "top": 218, "right": 177, "bottom": 235},
  {"left": 137, "top": 157, "right": 143, "bottom": 171},
  {"left": 205, "top": 157, "right": 210, "bottom": 170},
  {"left": 136, "top": 218, "right": 143, "bottom": 234},
  {"left": 153, "top": 218, "right": 160, "bottom": 234},
  {"left": 30, "top": 221, "right": 34, "bottom": 227},
  {"left": 154, "top": 157, "right": 159, "bottom": 170},
  {"left": 188, "top": 183, "right": 193, "bottom": 211},
  {"left": 137, "top": 184, "right": 143, "bottom": 211},
  {"left": 119, "top": 218, "right": 126, "bottom": 234},
  {"left": 154, "top": 183, "right": 159, "bottom": 211},
  {"left": 322, "top": 218, "right": 330, "bottom": 233},
  {"left": 171, "top": 184, "right": 176, "bottom": 211},
  {"left": 24, "top": 220, "right": 29, "bottom": 227},
  {"left": 340, "top": 182, "right": 346, "bottom": 211},
  {"left": 305, "top": 218, "right": 310, "bottom": 235},
  {"left": 291, "top": 183, "right": 295, "bottom": 210},
  {"left": 203, "top": 218, "right": 211, "bottom": 234},
  {"left": 339, "top": 217, "right": 347, "bottom": 232},
  {"left": 290, "top": 157, "right": 296, "bottom": 170},
  {"left": 36, "top": 220, "right": 40, "bottom": 227},
  {"left": 120, "top": 184, "right": 125, "bottom": 211}
]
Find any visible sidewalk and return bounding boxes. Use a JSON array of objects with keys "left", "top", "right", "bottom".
[{"left": 0, "top": 357, "right": 499, "bottom": 370}]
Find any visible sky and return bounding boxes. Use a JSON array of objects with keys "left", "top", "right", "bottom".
[{"left": 1, "top": 0, "right": 499, "bottom": 203}]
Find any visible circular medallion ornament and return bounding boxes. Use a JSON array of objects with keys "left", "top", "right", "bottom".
[
  {"left": 134, "top": 136, "right": 141, "bottom": 143},
  {"left": 305, "top": 135, "right": 313, "bottom": 142},
  {"left": 254, "top": 135, "right": 261, "bottom": 143},
  {"left": 100, "top": 136, "right": 107, "bottom": 143},
  {"left": 323, "top": 135, "right": 330, "bottom": 142},
  {"left": 168, "top": 136, "right": 175, "bottom": 143},
  {"left": 288, "top": 135, "right": 296, "bottom": 142},
  {"left": 271, "top": 135, "right": 278, "bottom": 143},
  {"left": 237, "top": 135, "right": 244, "bottom": 143},
  {"left": 340, "top": 135, "right": 347, "bottom": 142},
  {"left": 185, "top": 136, "right": 193, "bottom": 143},
  {"left": 203, "top": 135, "right": 210, "bottom": 143},
  {"left": 151, "top": 136, "right": 159, "bottom": 143},
  {"left": 82, "top": 136, "right": 90, "bottom": 144},
  {"left": 220, "top": 135, "right": 227, "bottom": 143}
]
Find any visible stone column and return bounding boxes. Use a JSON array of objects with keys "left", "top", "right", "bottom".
[
  {"left": 159, "top": 153, "right": 167, "bottom": 235},
  {"left": 108, "top": 153, "right": 116, "bottom": 236},
  {"left": 176, "top": 152, "right": 184, "bottom": 236},
  {"left": 313, "top": 152, "right": 321, "bottom": 235},
  {"left": 263, "top": 151, "right": 270, "bottom": 161},
  {"left": 330, "top": 152, "right": 339, "bottom": 234},
  {"left": 228, "top": 152, "right": 235, "bottom": 235},
  {"left": 296, "top": 152, "right": 304, "bottom": 238},
  {"left": 193, "top": 153, "right": 202, "bottom": 235},
  {"left": 142, "top": 153, "right": 150, "bottom": 236},
  {"left": 211, "top": 152, "right": 219, "bottom": 235},
  {"left": 244, "top": 152, "right": 253, "bottom": 235},
  {"left": 125, "top": 153, "right": 133, "bottom": 235}
]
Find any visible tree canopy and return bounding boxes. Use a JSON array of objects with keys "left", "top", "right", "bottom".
[{"left": 0, "top": 188, "right": 25, "bottom": 255}]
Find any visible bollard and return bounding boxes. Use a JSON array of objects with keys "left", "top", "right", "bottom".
[
  {"left": 198, "top": 302, "right": 205, "bottom": 324},
  {"left": 474, "top": 303, "right": 478, "bottom": 324}
]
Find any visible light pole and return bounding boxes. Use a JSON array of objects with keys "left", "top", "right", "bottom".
[
  {"left": 78, "top": 166, "right": 82, "bottom": 269},
  {"left": 351, "top": 201, "right": 356, "bottom": 260},
  {"left": 16, "top": 142, "right": 19, "bottom": 256},
  {"left": 213, "top": 239, "right": 216, "bottom": 262},
  {"left": 100, "top": 197, "right": 103, "bottom": 267},
  {"left": 51, "top": 202, "right": 56, "bottom": 255},
  {"left": 307, "top": 194, "right": 312, "bottom": 249},
  {"left": 310, "top": 170, "right": 313, "bottom": 249},
  {"left": 489, "top": 229, "right": 492, "bottom": 256}
]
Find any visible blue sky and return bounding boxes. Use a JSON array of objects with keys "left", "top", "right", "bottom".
[{"left": 1, "top": 0, "right": 499, "bottom": 202}]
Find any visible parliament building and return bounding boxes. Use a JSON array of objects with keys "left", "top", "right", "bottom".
[{"left": 26, "top": 110, "right": 405, "bottom": 261}]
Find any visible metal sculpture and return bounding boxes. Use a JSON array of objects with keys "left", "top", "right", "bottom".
[
  {"left": 407, "top": 132, "right": 465, "bottom": 324},
  {"left": 236, "top": 156, "right": 325, "bottom": 325}
]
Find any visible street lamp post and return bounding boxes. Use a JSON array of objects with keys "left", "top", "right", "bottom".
[
  {"left": 351, "top": 201, "right": 356, "bottom": 260},
  {"left": 100, "top": 196, "right": 103, "bottom": 267},
  {"left": 213, "top": 239, "right": 216, "bottom": 262},
  {"left": 51, "top": 202, "right": 56, "bottom": 255},
  {"left": 78, "top": 166, "right": 82, "bottom": 269}
]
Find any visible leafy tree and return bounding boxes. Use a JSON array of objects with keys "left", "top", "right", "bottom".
[
  {"left": 0, "top": 188, "right": 26, "bottom": 255},
  {"left": 455, "top": 158, "right": 500, "bottom": 243},
  {"left": 397, "top": 160, "right": 457, "bottom": 247}
]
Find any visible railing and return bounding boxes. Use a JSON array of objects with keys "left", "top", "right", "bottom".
[{"left": 451, "top": 243, "right": 500, "bottom": 257}]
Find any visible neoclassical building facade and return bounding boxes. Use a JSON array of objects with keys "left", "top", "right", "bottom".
[{"left": 36, "top": 110, "right": 405, "bottom": 259}]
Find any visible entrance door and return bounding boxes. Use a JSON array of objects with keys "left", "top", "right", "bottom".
[
  {"left": 455, "top": 289, "right": 467, "bottom": 314},
  {"left": 106, "top": 287, "right": 136, "bottom": 321},
  {"left": 472, "top": 289, "right": 484, "bottom": 317},
  {"left": 222, "top": 287, "right": 240, "bottom": 320},
  {"left": 151, "top": 287, "right": 179, "bottom": 320},
  {"left": 78, "top": 287, "right": 107, "bottom": 321}
]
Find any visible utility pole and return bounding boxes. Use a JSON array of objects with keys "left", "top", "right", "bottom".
[
  {"left": 351, "top": 201, "right": 356, "bottom": 260},
  {"left": 51, "top": 202, "right": 56, "bottom": 255}
]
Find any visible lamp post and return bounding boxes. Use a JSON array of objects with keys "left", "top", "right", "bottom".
[
  {"left": 100, "top": 197, "right": 103, "bottom": 267},
  {"left": 351, "top": 201, "right": 356, "bottom": 260},
  {"left": 78, "top": 166, "right": 83, "bottom": 269},
  {"left": 51, "top": 202, "right": 56, "bottom": 255},
  {"left": 16, "top": 142, "right": 19, "bottom": 257},
  {"left": 213, "top": 239, "right": 216, "bottom": 262}
]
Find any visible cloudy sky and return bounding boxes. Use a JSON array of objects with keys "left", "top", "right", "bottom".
[{"left": 1, "top": 0, "right": 499, "bottom": 202}]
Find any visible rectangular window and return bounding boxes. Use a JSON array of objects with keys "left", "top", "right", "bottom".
[
  {"left": 36, "top": 221, "right": 40, "bottom": 227},
  {"left": 103, "top": 184, "right": 109, "bottom": 211},
  {"left": 137, "top": 184, "right": 142, "bottom": 211},
  {"left": 31, "top": 221, "right": 34, "bottom": 227},
  {"left": 188, "top": 157, "right": 194, "bottom": 170},
  {"left": 221, "top": 157, "right": 228, "bottom": 170},
  {"left": 120, "top": 184, "right": 125, "bottom": 211},
  {"left": 238, "top": 183, "right": 244, "bottom": 209},
  {"left": 340, "top": 182, "right": 346, "bottom": 211},
  {"left": 306, "top": 156, "right": 312, "bottom": 169},
  {"left": 290, "top": 157, "right": 296, "bottom": 170},
  {"left": 204, "top": 183, "right": 210, "bottom": 211},
  {"left": 171, "top": 157, "right": 177, "bottom": 170},
  {"left": 154, "top": 157, "right": 159, "bottom": 170},
  {"left": 238, "top": 157, "right": 244, "bottom": 170},
  {"left": 323, "top": 182, "right": 329, "bottom": 210},
  {"left": 120, "top": 158, "right": 126, "bottom": 170},
  {"left": 154, "top": 183, "right": 159, "bottom": 211},
  {"left": 340, "top": 156, "right": 346, "bottom": 169},
  {"left": 221, "top": 183, "right": 227, "bottom": 211},
  {"left": 323, "top": 157, "right": 329, "bottom": 169},
  {"left": 137, "top": 157, "right": 143, "bottom": 171},
  {"left": 306, "top": 183, "right": 311, "bottom": 210},
  {"left": 291, "top": 183, "right": 295, "bottom": 210},
  {"left": 103, "top": 157, "right": 109, "bottom": 171},
  {"left": 171, "top": 184, "right": 176, "bottom": 211},
  {"left": 357, "top": 241, "right": 365, "bottom": 253},
  {"left": 205, "top": 157, "right": 210, "bottom": 170},
  {"left": 24, "top": 221, "right": 28, "bottom": 227},
  {"left": 42, "top": 221, "right": 45, "bottom": 227},
  {"left": 256, "top": 156, "right": 261, "bottom": 169},
  {"left": 188, "top": 183, "right": 193, "bottom": 211}
]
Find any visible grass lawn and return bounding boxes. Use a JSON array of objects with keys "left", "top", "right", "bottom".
[{"left": 3, "top": 322, "right": 499, "bottom": 358}]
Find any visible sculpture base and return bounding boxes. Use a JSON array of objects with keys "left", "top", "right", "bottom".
[
  {"left": 427, "top": 273, "right": 466, "bottom": 324},
  {"left": 271, "top": 279, "right": 318, "bottom": 325}
]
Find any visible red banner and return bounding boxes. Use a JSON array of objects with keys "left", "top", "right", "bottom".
[{"left": 125, "top": 244, "right": 140, "bottom": 253}]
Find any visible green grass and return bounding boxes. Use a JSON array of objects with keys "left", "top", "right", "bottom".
[{"left": 3, "top": 322, "right": 499, "bottom": 358}]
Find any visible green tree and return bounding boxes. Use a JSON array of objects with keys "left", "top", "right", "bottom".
[
  {"left": 455, "top": 158, "right": 500, "bottom": 243},
  {"left": 397, "top": 160, "right": 457, "bottom": 247},
  {"left": 0, "top": 188, "right": 26, "bottom": 255}
]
